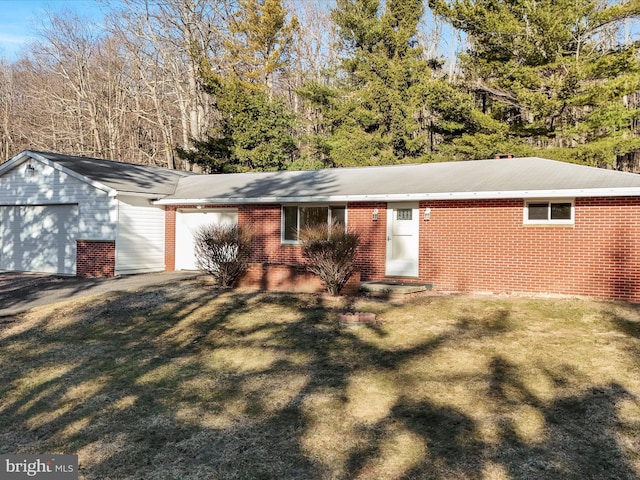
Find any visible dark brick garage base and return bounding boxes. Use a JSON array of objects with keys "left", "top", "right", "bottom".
[{"left": 76, "top": 240, "right": 116, "bottom": 277}]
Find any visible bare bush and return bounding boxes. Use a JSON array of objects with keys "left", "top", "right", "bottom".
[
  {"left": 298, "top": 222, "right": 360, "bottom": 295},
  {"left": 194, "top": 223, "right": 254, "bottom": 288}
]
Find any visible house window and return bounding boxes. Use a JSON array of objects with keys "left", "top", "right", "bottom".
[
  {"left": 524, "top": 200, "right": 574, "bottom": 225},
  {"left": 282, "top": 205, "right": 346, "bottom": 243}
]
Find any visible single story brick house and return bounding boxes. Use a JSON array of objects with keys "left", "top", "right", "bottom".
[{"left": 3, "top": 150, "right": 640, "bottom": 301}]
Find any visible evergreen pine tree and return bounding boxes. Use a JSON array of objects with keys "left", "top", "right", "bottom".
[
  {"left": 178, "top": 0, "right": 299, "bottom": 172},
  {"left": 430, "top": 0, "right": 640, "bottom": 164}
]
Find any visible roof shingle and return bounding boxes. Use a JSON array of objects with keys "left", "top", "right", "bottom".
[
  {"left": 28, "top": 150, "right": 196, "bottom": 196},
  {"left": 157, "top": 157, "right": 640, "bottom": 204}
]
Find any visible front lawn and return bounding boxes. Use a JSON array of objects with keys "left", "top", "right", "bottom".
[{"left": 1, "top": 281, "right": 639, "bottom": 479}]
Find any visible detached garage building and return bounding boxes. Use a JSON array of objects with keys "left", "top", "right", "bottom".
[{"left": 0, "top": 150, "right": 193, "bottom": 276}]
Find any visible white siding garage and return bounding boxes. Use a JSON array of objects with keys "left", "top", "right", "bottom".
[
  {"left": 175, "top": 209, "right": 238, "bottom": 270},
  {"left": 0, "top": 154, "right": 114, "bottom": 276},
  {"left": 115, "top": 196, "right": 166, "bottom": 274},
  {"left": 0, "top": 204, "right": 79, "bottom": 275},
  {"left": 0, "top": 150, "right": 195, "bottom": 277}
]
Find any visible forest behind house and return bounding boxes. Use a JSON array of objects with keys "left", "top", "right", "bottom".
[{"left": 1, "top": 0, "right": 639, "bottom": 172}]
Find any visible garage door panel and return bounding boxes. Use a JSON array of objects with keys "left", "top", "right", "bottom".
[
  {"left": 0, "top": 205, "right": 78, "bottom": 275},
  {"left": 115, "top": 196, "right": 165, "bottom": 274},
  {"left": 175, "top": 209, "right": 238, "bottom": 270}
]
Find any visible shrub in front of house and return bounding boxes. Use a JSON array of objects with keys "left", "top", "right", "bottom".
[
  {"left": 298, "top": 222, "right": 360, "bottom": 296},
  {"left": 194, "top": 223, "right": 254, "bottom": 288}
]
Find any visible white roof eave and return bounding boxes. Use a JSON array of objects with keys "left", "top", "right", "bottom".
[
  {"left": 115, "top": 191, "right": 168, "bottom": 199},
  {"left": 153, "top": 187, "right": 640, "bottom": 205}
]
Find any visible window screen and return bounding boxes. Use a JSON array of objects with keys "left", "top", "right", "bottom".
[
  {"left": 528, "top": 203, "right": 549, "bottom": 221},
  {"left": 300, "top": 207, "right": 328, "bottom": 228},
  {"left": 331, "top": 206, "right": 346, "bottom": 225},
  {"left": 525, "top": 201, "right": 574, "bottom": 224},
  {"left": 550, "top": 203, "right": 572, "bottom": 220},
  {"left": 283, "top": 206, "right": 298, "bottom": 241}
]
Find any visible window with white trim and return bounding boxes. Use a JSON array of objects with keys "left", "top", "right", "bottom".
[
  {"left": 282, "top": 205, "right": 346, "bottom": 243},
  {"left": 523, "top": 200, "right": 574, "bottom": 225}
]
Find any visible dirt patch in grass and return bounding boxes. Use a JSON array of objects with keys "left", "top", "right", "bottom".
[{"left": 1, "top": 281, "right": 639, "bottom": 479}]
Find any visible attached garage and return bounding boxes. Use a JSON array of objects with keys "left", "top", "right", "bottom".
[
  {"left": 175, "top": 209, "right": 238, "bottom": 270},
  {"left": 0, "top": 204, "right": 78, "bottom": 275},
  {"left": 0, "top": 150, "right": 194, "bottom": 276},
  {"left": 115, "top": 196, "right": 166, "bottom": 274}
]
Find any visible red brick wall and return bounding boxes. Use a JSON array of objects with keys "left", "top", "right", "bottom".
[
  {"left": 348, "top": 202, "right": 388, "bottom": 280},
  {"left": 165, "top": 198, "right": 640, "bottom": 301},
  {"left": 165, "top": 204, "right": 305, "bottom": 266},
  {"left": 418, "top": 197, "right": 640, "bottom": 301},
  {"left": 165, "top": 208, "right": 176, "bottom": 270},
  {"left": 238, "top": 203, "right": 389, "bottom": 275},
  {"left": 166, "top": 204, "right": 360, "bottom": 293},
  {"left": 239, "top": 204, "right": 305, "bottom": 264},
  {"left": 76, "top": 240, "right": 115, "bottom": 277},
  {"left": 237, "top": 263, "right": 360, "bottom": 295}
]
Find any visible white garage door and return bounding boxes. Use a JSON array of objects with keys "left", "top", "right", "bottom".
[
  {"left": 115, "top": 196, "right": 166, "bottom": 275},
  {"left": 175, "top": 209, "right": 238, "bottom": 270},
  {"left": 0, "top": 204, "right": 78, "bottom": 275}
]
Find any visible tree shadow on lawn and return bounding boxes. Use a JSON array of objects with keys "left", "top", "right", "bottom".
[
  {"left": 0, "top": 290, "right": 638, "bottom": 479},
  {"left": 340, "top": 355, "right": 638, "bottom": 480},
  {"left": 610, "top": 304, "right": 640, "bottom": 347},
  {"left": 606, "top": 303, "right": 640, "bottom": 372},
  {"left": 486, "top": 357, "right": 637, "bottom": 480}
]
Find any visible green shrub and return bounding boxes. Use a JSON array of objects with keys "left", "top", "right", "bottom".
[
  {"left": 194, "top": 223, "right": 254, "bottom": 288},
  {"left": 298, "top": 222, "right": 360, "bottom": 295}
]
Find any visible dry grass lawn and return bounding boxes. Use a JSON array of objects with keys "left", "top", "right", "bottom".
[{"left": 1, "top": 279, "right": 639, "bottom": 479}]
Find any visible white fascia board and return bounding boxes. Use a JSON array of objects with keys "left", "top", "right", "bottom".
[
  {"left": 0, "top": 152, "right": 25, "bottom": 174},
  {"left": 153, "top": 187, "right": 640, "bottom": 205},
  {"left": 154, "top": 195, "right": 425, "bottom": 205},
  {"left": 22, "top": 151, "right": 118, "bottom": 196},
  {"left": 116, "top": 191, "right": 165, "bottom": 199},
  {"left": 420, "top": 188, "right": 640, "bottom": 200}
]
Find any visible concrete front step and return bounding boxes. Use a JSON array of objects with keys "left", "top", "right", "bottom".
[{"left": 361, "top": 281, "right": 433, "bottom": 295}]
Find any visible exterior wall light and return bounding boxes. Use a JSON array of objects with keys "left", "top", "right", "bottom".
[
  {"left": 423, "top": 208, "right": 431, "bottom": 221},
  {"left": 372, "top": 208, "right": 379, "bottom": 221},
  {"left": 25, "top": 163, "right": 36, "bottom": 177}
]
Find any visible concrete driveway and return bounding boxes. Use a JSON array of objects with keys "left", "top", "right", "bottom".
[{"left": 0, "top": 271, "right": 201, "bottom": 317}]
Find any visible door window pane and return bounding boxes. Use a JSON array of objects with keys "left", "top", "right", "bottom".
[{"left": 397, "top": 208, "right": 412, "bottom": 221}]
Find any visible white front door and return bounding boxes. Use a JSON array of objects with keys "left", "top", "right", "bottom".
[
  {"left": 175, "top": 209, "right": 238, "bottom": 270},
  {"left": 386, "top": 203, "right": 419, "bottom": 277}
]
